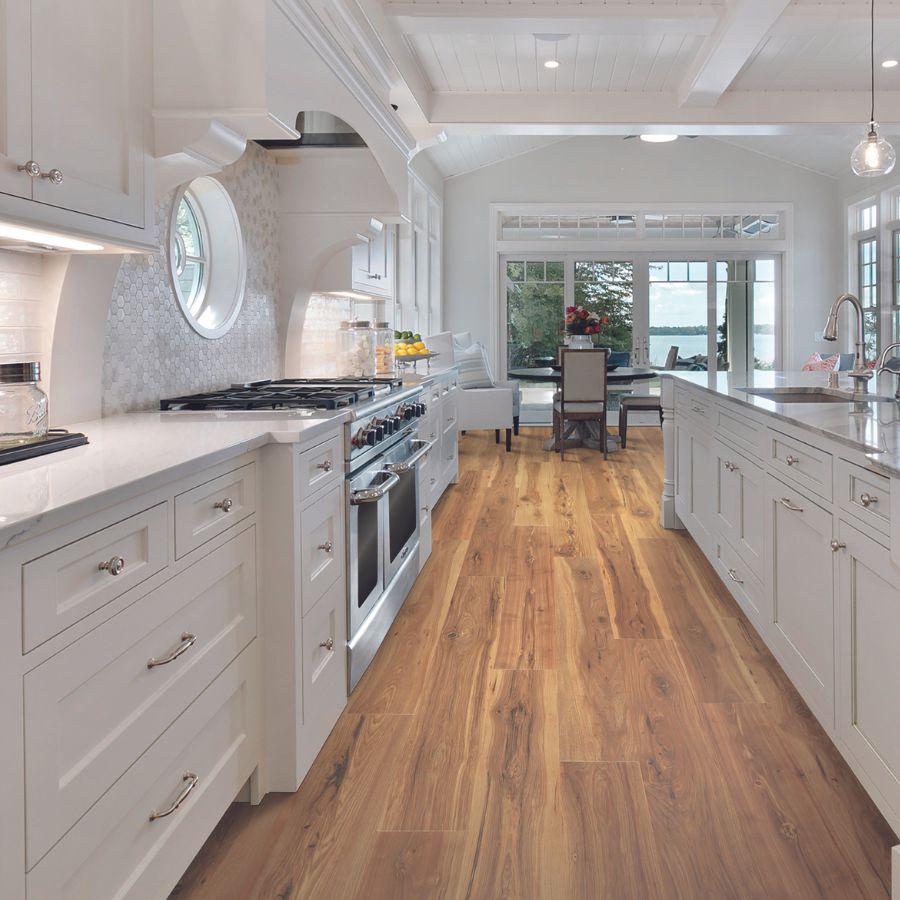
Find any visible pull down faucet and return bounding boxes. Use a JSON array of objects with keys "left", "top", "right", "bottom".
[{"left": 823, "top": 293, "right": 873, "bottom": 394}]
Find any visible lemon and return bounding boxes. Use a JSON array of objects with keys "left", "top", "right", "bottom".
[{"left": 414, "top": 341, "right": 425, "bottom": 350}]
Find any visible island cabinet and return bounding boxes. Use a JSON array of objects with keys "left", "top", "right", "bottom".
[{"left": 662, "top": 373, "right": 900, "bottom": 857}]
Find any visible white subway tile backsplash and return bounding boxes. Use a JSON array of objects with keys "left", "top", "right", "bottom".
[{"left": 0, "top": 252, "right": 44, "bottom": 364}]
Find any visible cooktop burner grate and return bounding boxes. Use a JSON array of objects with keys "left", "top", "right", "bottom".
[{"left": 160, "top": 385, "right": 373, "bottom": 411}]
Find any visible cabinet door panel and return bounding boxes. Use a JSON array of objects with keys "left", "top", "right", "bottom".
[
  {"left": 675, "top": 420, "right": 713, "bottom": 552},
  {"left": 837, "top": 522, "right": 900, "bottom": 827},
  {"left": 0, "top": 0, "right": 31, "bottom": 200},
  {"left": 715, "top": 440, "right": 764, "bottom": 575},
  {"left": 767, "top": 474, "right": 834, "bottom": 728},
  {"left": 30, "top": 0, "right": 147, "bottom": 226}
]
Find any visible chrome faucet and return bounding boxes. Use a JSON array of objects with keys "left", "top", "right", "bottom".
[
  {"left": 823, "top": 293, "right": 873, "bottom": 393},
  {"left": 876, "top": 342, "right": 900, "bottom": 399}
]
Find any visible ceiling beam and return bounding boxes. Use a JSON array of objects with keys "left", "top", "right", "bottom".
[
  {"left": 677, "top": 0, "right": 791, "bottom": 108},
  {"left": 388, "top": 8, "right": 715, "bottom": 37},
  {"left": 427, "top": 90, "right": 900, "bottom": 132}
]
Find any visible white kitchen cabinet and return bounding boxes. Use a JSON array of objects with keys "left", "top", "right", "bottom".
[
  {"left": 766, "top": 473, "right": 835, "bottom": 729},
  {"left": 835, "top": 520, "right": 900, "bottom": 830},
  {"left": 674, "top": 418, "right": 714, "bottom": 553},
  {"left": 352, "top": 223, "right": 395, "bottom": 298},
  {"left": 0, "top": 0, "right": 152, "bottom": 247},
  {"left": 714, "top": 438, "right": 765, "bottom": 576}
]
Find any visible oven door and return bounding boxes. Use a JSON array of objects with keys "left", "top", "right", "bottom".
[
  {"left": 383, "top": 436, "right": 433, "bottom": 586},
  {"left": 347, "top": 464, "right": 400, "bottom": 639}
]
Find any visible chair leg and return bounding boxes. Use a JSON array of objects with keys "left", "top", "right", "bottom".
[
  {"left": 559, "top": 415, "right": 565, "bottom": 461},
  {"left": 513, "top": 415, "right": 520, "bottom": 436},
  {"left": 602, "top": 417, "right": 608, "bottom": 461},
  {"left": 505, "top": 428, "right": 512, "bottom": 452},
  {"left": 619, "top": 404, "right": 628, "bottom": 449},
  {"left": 659, "top": 407, "right": 664, "bottom": 426},
  {"left": 495, "top": 429, "right": 500, "bottom": 444}
]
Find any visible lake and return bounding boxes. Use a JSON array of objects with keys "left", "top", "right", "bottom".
[{"left": 649, "top": 333, "right": 775, "bottom": 367}]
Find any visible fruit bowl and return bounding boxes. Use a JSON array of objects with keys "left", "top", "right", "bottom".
[{"left": 395, "top": 351, "right": 440, "bottom": 363}]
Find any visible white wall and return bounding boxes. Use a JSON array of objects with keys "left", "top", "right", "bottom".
[{"left": 443, "top": 136, "right": 842, "bottom": 371}]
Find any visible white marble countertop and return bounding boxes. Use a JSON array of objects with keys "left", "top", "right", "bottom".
[
  {"left": 0, "top": 409, "right": 350, "bottom": 544},
  {"left": 665, "top": 370, "right": 900, "bottom": 477}
]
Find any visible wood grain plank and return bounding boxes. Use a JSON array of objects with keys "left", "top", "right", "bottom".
[
  {"left": 349, "top": 540, "right": 467, "bottom": 715},
  {"left": 560, "top": 762, "right": 666, "bottom": 900},
  {"left": 639, "top": 537, "right": 762, "bottom": 703},
  {"left": 381, "top": 576, "right": 501, "bottom": 831},
  {"left": 431, "top": 470, "right": 486, "bottom": 541},
  {"left": 506, "top": 525, "right": 554, "bottom": 578},
  {"left": 493, "top": 572, "right": 555, "bottom": 670},
  {"left": 594, "top": 514, "right": 671, "bottom": 639},
  {"left": 548, "top": 465, "right": 597, "bottom": 559},
  {"left": 460, "top": 452, "right": 517, "bottom": 576},
  {"left": 514, "top": 460, "right": 553, "bottom": 526},
  {"left": 352, "top": 831, "right": 465, "bottom": 900}
]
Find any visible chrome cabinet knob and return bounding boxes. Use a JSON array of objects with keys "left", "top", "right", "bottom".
[
  {"left": 98, "top": 555, "right": 126, "bottom": 577},
  {"left": 17, "top": 160, "right": 41, "bottom": 178},
  {"left": 422, "top": 504, "right": 430, "bottom": 513},
  {"left": 41, "top": 168, "right": 63, "bottom": 185},
  {"left": 317, "top": 540, "right": 334, "bottom": 553},
  {"left": 859, "top": 492, "right": 878, "bottom": 507},
  {"left": 830, "top": 540, "right": 847, "bottom": 552},
  {"left": 319, "top": 637, "right": 335, "bottom": 651},
  {"left": 785, "top": 455, "right": 800, "bottom": 466},
  {"left": 724, "top": 461, "right": 739, "bottom": 472},
  {"left": 213, "top": 497, "right": 233, "bottom": 512},
  {"left": 316, "top": 459, "right": 333, "bottom": 472}
]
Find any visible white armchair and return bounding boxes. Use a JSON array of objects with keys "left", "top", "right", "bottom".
[{"left": 424, "top": 331, "right": 520, "bottom": 451}]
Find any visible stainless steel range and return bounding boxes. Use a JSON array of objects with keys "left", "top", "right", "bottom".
[{"left": 160, "top": 376, "right": 431, "bottom": 692}]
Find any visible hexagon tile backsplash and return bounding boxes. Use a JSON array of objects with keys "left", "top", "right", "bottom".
[{"left": 101, "top": 143, "right": 282, "bottom": 416}]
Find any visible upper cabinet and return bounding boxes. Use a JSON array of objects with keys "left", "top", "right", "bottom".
[
  {"left": 0, "top": 0, "right": 154, "bottom": 250},
  {"left": 352, "top": 221, "right": 395, "bottom": 299}
]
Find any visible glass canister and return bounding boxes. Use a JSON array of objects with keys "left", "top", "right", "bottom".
[
  {"left": 0, "top": 362, "right": 49, "bottom": 446},
  {"left": 373, "top": 321, "right": 395, "bottom": 376},
  {"left": 337, "top": 320, "right": 376, "bottom": 378}
]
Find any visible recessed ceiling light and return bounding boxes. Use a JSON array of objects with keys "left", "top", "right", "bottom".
[
  {"left": 640, "top": 134, "right": 679, "bottom": 143},
  {"left": 543, "top": 59, "right": 560, "bottom": 69},
  {"left": 883, "top": 59, "right": 899, "bottom": 68},
  {"left": 0, "top": 221, "right": 104, "bottom": 251}
]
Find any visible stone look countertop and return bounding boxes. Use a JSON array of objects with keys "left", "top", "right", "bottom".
[
  {"left": 0, "top": 409, "right": 350, "bottom": 546},
  {"left": 665, "top": 370, "right": 900, "bottom": 478}
]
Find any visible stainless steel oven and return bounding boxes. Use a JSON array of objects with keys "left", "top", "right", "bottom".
[{"left": 346, "top": 429, "right": 433, "bottom": 690}]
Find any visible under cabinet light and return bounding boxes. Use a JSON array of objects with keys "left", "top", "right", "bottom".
[{"left": 0, "top": 221, "right": 104, "bottom": 252}]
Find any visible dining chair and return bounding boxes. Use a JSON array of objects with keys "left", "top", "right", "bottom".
[
  {"left": 619, "top": 346, "right": 675, "bottom": 449},
  {"left": 554, "top": 348, "right": 609, "bottom": 461}
]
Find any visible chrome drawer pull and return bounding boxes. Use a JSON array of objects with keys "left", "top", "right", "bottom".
[
  {"left": 422, "top": 504, "right": 430, "bottom": 513},
  {"left": 319, "top": 637, "right": 335, "bottom": 651},
  {"left": 147, "top": 632, "right": 196, "bottom": 669},
  {"left": 727, "top": 568, "right": 744, "bottom": 584},
  {"left": 830, "top": 540, "right": 847, "bottom": 552},
  {"left": 317, "top": 540, "right": 334, "bottom": 553},
  {"left": 859, "top": 492, "right": 879, "bottom": 507},
  {"left": 779, "top": 497, "right": 804, "bottom": 513},
  {"left": 316, "top": 459, "right": 333, "bottom": 472},
  {"left": 213, "top": 497, "right": 233, "bottom": 512},
  {"left": 785, "top": 455, "right": 800, "bottom": 466},
  {"left": 98, "top": 555, "right": 126, "bottom": 577},
  {"left": 149, "top": 773, "right": 198, "bottom": 821}
]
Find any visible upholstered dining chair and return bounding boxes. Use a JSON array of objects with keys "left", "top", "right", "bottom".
[
  {"left": 554, "top": 348, "right": 609, "bottom": 461},
  {"left": 618, "top": 345, "right": 676, "bottom": 448}
]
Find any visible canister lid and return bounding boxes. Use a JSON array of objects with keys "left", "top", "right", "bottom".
[
  {"left": 374, "top": 321, "right": 390, "bottom": 329},
  {"left": 0, "top": 362, "right": 40, "bottom": 384},
  {"left": 351, "top": 320, "right": 371, "bottom": 328}
]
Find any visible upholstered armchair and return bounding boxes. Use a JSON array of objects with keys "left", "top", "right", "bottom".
[{"left": 424, "top": 331, "right": 520, "bottom": 451}]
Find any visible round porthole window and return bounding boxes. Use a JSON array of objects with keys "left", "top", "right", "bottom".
[{"left": 169, "top": 176, "right": 246, "bottom": 339}]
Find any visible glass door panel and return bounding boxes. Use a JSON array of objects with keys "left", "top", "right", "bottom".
[
  {"left": 648, "top": 260, "right": 710, "bottom": 369},
  {"left": 573, "top": 261, "right": 634, "bottom": 359},
  {"left": 716, "top": 257, "right": 778, "bottom": 374}
]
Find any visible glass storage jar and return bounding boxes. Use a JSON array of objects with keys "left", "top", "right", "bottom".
[
  {"left": 373, "top": 321, "right": 395, "bottom": 376},
  {"left": 0, "top": 362, "right": 49, "bottom": 446},
  {"left": 337, "top": 320, "right": 376, "bottom": 378}
]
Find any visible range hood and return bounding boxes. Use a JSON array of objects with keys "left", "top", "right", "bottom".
[{"left": 257, "top": 111, "right": 367, "bottom": 150}]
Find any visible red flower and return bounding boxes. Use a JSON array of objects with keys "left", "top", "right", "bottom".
[
  {"left": 565, "top": 306, "right": 576, "bottom": 314},
  {"left": 580, "top": 309, "right": 588, "bottom": 319}
]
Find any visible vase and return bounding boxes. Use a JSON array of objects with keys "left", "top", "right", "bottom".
[{"left": 566, "top": 334, "right": 594, "bottom": 350}]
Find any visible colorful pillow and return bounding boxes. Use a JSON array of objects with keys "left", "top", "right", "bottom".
[
  {"left": 801, "top": 352, "right": 839, "bottom": 372},
  {"left": 456, "top": 340, "right": 495, "bottom": 389}
]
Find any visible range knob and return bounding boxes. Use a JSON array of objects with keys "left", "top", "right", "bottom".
[
  {"left": 364, "top": 427, "right": 378, "bottom": 447},
  {"left": 414, "top": 402, "right": 426, "bottom": 417},
  {"left": 377, "top": 417, "right": 393, "bottom": 436},
  {"left": 399, "top": 404, "right": 414, "bottom": 421}
]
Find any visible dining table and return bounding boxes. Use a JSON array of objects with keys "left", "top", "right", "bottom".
[{"left": 507, "top": 366, "right": 659, "bottom": 452}]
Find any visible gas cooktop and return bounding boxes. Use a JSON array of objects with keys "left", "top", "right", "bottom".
[{"left": 159, "top": 377, "right": 405, "bottom": 412}]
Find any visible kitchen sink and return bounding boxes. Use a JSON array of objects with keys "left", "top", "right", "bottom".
[{"left": 742, "top": 387, "right": 897, "bottom": 404}]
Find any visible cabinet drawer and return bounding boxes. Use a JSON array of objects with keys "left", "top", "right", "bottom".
[
  {"left": 442, "top": 397, "right": 458, "bottom": 433},
  {"left": 714, "top": 537, "right": 769, "bottom": 625},
  {"left": 835, "top": 459, "right": 891, "bottom": 536},
  {"left": 23, "top": 502, "right": 168, "bottom": 652},
  {"left": 296, "top": 433, "right": 342, "bottom": 502},
  {"left": 714, "top": 401, "right": 765, "bottom": 459},
  {"left": 298, "top": 577, "right": 347, "bottom": 779},
  {"left": 27, "top": 645, "right": 261, "bottom": 900},
  {"left": 769, "top": 429, "right": 833, "bottom": 502},
  {"left": 675, "top": 386, "right": 713, "bottom": 425},
  {"left": 300, "top": 485, "right": 344, "bottom": 616},
  {"left": 175, "top": 463, "right": 256, "bottom": 558},
  {"left": 25, "top": 528, "right": 257, "bottom": 868}
]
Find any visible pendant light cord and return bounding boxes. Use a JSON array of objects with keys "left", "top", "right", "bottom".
[{"left": 870, "top": 0, "right": 876, "bottom": 125}]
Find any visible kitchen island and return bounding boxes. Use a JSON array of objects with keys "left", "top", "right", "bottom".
[{"left": 661, "top": 369, "right": 900, "bottom": 887}]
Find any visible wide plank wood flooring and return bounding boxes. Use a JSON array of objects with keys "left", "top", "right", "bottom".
[{"left": 171, "top": 428, "right": 897, "bottom": 900}]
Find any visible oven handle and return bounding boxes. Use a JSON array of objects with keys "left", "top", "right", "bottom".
[
  {"left": 350, "top": 471, "right": 401, "bottom": 505},
  {"left": 383, "top": 438, "right": 435, "bottom": 474}
]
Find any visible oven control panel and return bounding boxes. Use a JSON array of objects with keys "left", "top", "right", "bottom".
[{"left": 350, "top": 396, "right": 427, "bottom": 452}]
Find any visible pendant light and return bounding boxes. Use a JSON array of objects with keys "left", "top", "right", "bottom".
[{"left": 851, "top": 0, "right": 896, "bottom": 176}]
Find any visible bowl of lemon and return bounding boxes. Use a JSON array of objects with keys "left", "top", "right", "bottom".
[{"left": 394, "top": 331, "right": 439, "bottom": 365}]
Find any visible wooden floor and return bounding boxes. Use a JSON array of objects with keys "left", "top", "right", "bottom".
[{"left": 172, "top": 428, "right": 897, "bottom": 900}]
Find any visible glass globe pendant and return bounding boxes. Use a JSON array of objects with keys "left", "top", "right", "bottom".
[{"left": 851, "top": 122, "right": 897, "bottom": 177}]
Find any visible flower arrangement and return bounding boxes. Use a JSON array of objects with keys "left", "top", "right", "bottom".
[{"left": 565, "top": 305, "right": 608, "bottom": 336}]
